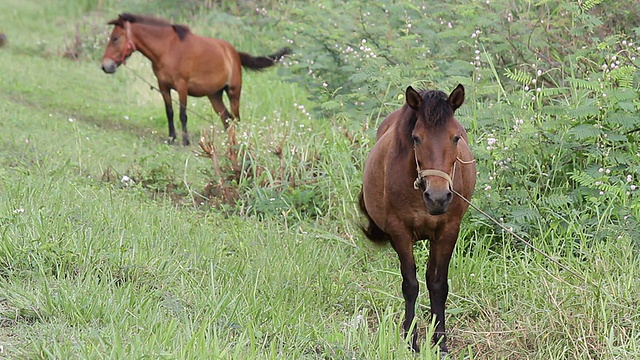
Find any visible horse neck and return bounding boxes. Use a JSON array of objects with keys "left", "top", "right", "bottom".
[
  {"left": 129, "top": 24, "right": 175, "bottom": 64},
  {"left": 453, "top": 121, "right": 472, "bottom": 158},
  {"left": 390, "top": 127, "right": 423, "bottom": 178}
]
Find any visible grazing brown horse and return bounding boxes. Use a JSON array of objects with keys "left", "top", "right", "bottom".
[
  {"left": 359, "top": 84, "right": 476, "bottom": 353},
  {"left": 101, "top": 13, "right": 291, "bottom": 145}
]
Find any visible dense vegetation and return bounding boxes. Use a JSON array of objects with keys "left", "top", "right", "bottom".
[{"left": 0, "top": 0, "right": 638, "bottom": 358}]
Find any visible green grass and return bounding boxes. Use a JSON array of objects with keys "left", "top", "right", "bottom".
[{"left": 1, "top": 0, "right": 639, "bottom": 359}]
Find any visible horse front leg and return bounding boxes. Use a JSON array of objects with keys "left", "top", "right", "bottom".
[
  {"left": 426, "top": 229, "right": 459, "bottom": 354},
  {"left": 177, "top": 86, "right": 190, "bottom": 146},
  {"left": 159, "top": 84, "right": 176, "bottom": 143},
  {"left": 392, "top": 234, "right": 420, "bottom": 352}
]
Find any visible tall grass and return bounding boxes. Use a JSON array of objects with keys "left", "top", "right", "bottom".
[{"left": 0, "top": 0, "right": 639, "bottom": 359}]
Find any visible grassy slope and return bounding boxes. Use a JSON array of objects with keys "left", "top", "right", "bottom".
[{"left": 0, "top": 1, "right": 639, "bottom": 359}]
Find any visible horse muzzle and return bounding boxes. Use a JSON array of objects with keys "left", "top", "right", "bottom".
[
  {"left": 423, "top": 187, "right": 453, "bottom": 215},
  {"left": 101, "top": 58, "right": 118, "bottom": 74},
  {"left": 414, "top": 168, "right": 454, "bottom": 215}
]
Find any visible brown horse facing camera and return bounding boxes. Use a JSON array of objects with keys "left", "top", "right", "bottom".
[
  {"left": 359, "top": 84, "right": 476, "bottom": 353},
  {"left": 101, "top": 13, "right": 291, "bottom": 146}
]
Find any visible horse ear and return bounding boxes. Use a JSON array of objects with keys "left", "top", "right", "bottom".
[
  {"left": 406, "top": 86, "right": 421, "bottom": 110},
  {"left": 107, "top": 14, "right": 125, "bottom": 26},
  {"left": 448, "top": 84, "right": 465, "bottom": 112}
]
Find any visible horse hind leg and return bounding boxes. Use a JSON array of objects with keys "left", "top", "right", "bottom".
[
  {"left": 226, "top": 85, "right": 241, "bottom": 123},
  {"left": 357, "top": 190, "right": 389, "bottom": 244},
  {"left": 159, "top": 85, "right": 177, "bottom": 143},
  {"left": 359, "top": 191, "right": 418, "bottom": 351},
  {"left": 208, "top": 91, "right": 233, "bottom": 130}
]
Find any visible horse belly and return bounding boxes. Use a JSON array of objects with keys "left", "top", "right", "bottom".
[
  {"left": 362, "top": 138, "right": 397, "bottom": 232},
  {"left": 187, "top": 84, "right": 214, "bottom": 98},
  {"left": 187, "top": 45, "right": 232, "bottom": 97},
  {"left": 186, "top": 70, "right": 226, "bottom": 97}
]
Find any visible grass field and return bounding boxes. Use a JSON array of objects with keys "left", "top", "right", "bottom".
[{"left": 1, "top": 0, "right": 639, "bottom": 359}]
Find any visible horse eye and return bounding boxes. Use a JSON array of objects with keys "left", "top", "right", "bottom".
[
  {"left": 112, "top": 36, "right": 119, "bottom": 43},
  {"left": 411, "top": 135, "right": 421, "bottom": 144},
  {"left": 453, "top": 135, "right": 461, "bottom": 144}
]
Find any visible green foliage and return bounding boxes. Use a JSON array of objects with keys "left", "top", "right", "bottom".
[
  {"left": 246, "top": 185, "right": 321, "bottom": 220},
  {"left": 2, "top": 0, "right": 640, "bottom": 358},
  {"left": 256, "top": 0, "right": 640, "bottom": 246},
  {"left": 274, "top": 1, "right": 471, "bottom": 121}
]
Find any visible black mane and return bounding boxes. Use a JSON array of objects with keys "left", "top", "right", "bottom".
[
  {"left": 418, "top": 90, "right": 453, "bottom": 126},
  {"left": 119, "top": 13, "right": 171, "bottom": 26},
  {"left": 110, "top": 13, "right": 191, "bottom": 40},
  {"left": 396, "top": 89, "right": 454, "bottom": 155}
]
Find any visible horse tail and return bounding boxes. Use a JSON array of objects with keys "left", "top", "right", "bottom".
[
  {"left": 358, "top": 190, "right": 389, "bottom": 244},
  {"left": 238, "top": 47, "right": 291, "bottom": 70}
]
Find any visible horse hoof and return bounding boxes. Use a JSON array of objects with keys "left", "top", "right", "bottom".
[{"left": 437, "top": 345, "right": 449, "bottom": 358}]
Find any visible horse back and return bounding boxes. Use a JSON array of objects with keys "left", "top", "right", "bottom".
[
  {"left": 185, "top": 35, "right": 239, "bottom": 65},
  {"left": 455, "top": 123, "right": 477, "bottom": 202},
  {"left": 168, "top": 35, "right": 241, "bottom": 95},
  {"left": 375, "top": 109, "right": 402, "bottom": 141},
  {"left": 362, "top": 124, "right": 411, "bottom": 233}
]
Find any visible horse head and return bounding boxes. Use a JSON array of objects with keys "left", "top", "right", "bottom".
[
  {"left": 101, "top": 14, "right": 137, "bottom": 73},
  {"left": 406, "top": 84, "right": 465, "bottom": 215}
]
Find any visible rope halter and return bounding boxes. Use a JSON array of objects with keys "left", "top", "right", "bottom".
[
  {"left": 104, "top": 21, "right": 137, "bottom": 65},
  {"left": 413, "top": 165, "right": 455, "bottom": 190},
  {"left": 120, "top": 22, "right": 137, "bottom": 64}
]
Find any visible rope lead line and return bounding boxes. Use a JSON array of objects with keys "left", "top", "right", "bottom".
[
  {"left": 451, "top": 188, "right": 588, "bottom": 284},
  {"left": 123, "top": 65, "right": 215, "bottom": 124}
]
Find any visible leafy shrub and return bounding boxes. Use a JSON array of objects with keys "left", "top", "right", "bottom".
[
  {"left": 85, "top": 1, "right": 640, "bottom": 245},
  {"left": 268, "top": 0, "right": 640, "bottom": 242},
  {"left": 467, "top": 7, "right": 640, "bottom": 244}
]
